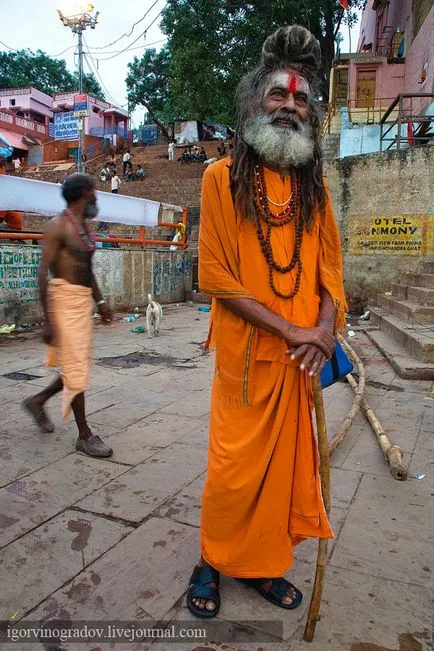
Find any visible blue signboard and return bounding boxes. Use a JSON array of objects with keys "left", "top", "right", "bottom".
[
  {"left": 140, "top": 124, "right": 158, "bottom": 144},
  {"left": 53, "top": 112, "right": 79, "bottom": 141}
]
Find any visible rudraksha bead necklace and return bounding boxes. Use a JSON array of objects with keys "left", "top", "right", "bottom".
[{"left": 253, "top": 164, "right": 303, "bottom": 300}]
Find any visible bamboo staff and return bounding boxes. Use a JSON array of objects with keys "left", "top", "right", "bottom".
[
  {"left": 328, "top": 340, "right": 365, "bottom": 456},
  {"left": 345, "top": 372, "right": 408, "bottom": 481},
  {"left": 303, "top": 375, "right": 331, "bottom": 642},
  {"left": 342, "top": 339, "right": 408, "bottom": 482}
]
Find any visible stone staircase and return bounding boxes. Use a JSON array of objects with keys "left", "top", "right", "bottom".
[{"left": 367, "top": 258, "right": 434, "bottom": 379}]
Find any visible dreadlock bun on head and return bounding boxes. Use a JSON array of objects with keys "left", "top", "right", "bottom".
[{"left": 261, "top": 25, "right": 321, "bottom": 84}]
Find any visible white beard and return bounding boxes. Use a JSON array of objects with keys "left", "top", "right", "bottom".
[{"left": 243, "top": 114, "right": 314, "bottom": 168}]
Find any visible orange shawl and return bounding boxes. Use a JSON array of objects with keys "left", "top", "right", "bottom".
[{"left": 199, "top": 158, "right": 347, "bottom": 406}]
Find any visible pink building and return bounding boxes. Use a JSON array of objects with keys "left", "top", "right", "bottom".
[
  {"left": 354, "top": 0, "right": 433, "bottom": 115},
  {"left": 0, "top": 87, "right": 52, "bottom": 157},
  {"left": 52, "top": 92, "right": 129, "bottom": 142},
  {"left": 325, "top": 0, "right": 433, "bottom": 157},
  {"left": 0, "top": 86, "right": 131, "bottom": 165}
]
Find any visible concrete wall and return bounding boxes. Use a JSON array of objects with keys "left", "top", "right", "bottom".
[
  {"left": 0, "top": 246, "right": 192, "bottom": 324},
  {"left": 325, "top": 146, "right": 433, "bottom": 311}
]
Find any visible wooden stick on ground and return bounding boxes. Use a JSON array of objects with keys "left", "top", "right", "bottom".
[
  {"left": 345, "top": 372, "right": 408, "bottom": 481},
  {"left": 303, "top": 375, "right": 331, "bottom": 642},
  {"left": 328, "top": 340, "right": 365, "bottom": 456},
  {"left": 341, "top": 338, "right": 408, "bottom": 481}
]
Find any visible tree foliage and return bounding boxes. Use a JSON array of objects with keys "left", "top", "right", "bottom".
[
  {"left": 126, "top": 48, "right": 173, "bottom": 137},
  {"left": 126, "top": 0, "right": 364, "bottom": 130},
  {"left": 0, "top": 49, "right": 105, "bottom": 99}
]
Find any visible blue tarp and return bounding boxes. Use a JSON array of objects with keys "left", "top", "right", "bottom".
[{"left": 0, "top": 133, "right": 13, "bottom": 157}]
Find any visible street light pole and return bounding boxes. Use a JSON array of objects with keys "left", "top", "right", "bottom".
[
  {"left": 77, "top": 28, "right": 85, "bottom": 172},
  {"left": 57, "top": 4, "right": 100, "bottom": 173}
]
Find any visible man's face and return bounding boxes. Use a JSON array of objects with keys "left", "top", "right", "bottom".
[
  {"left": 83, "top": 188, "right": 99, "bottom": 219},
  {"left": 263, "top": 70, "right": 311, "bottom": 125},
  {"left": 243, "top": 68, "right": 314, "bottom": 169}
]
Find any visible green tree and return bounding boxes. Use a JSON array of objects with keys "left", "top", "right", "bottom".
[
  {"left": 126, "top": 48, "right": 174, "bottom": 139},
  {"left": 0, "top": 49, "right": 105, "bottom": 100},
  {"left": 125, "top": 0, "right": 363, "bottom": 129}
]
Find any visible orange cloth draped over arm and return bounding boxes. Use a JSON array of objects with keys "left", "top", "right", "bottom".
[
  {"left": 317, "top": 185, "right": 347, "bottom": 332},
  {"left": 199, "top": 162, "right": 259, "bottom": 406}
]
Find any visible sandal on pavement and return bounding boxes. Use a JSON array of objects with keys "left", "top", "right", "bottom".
[
  {"left": 186, "top": 565, "right": 220, "bottom": 618},
  {"left": 238, "top": 577, "right": 302, "bottom": 610},
  {"left": 76, "top": 435, "right": 113, "bottom": 458},
  {"left": 22, "top": 399, "right": 55, "bottom": 433}
]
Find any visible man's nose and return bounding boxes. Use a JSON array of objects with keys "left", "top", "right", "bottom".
[{"left": 281, "top": 94, "right": 297, "bottom": 112}]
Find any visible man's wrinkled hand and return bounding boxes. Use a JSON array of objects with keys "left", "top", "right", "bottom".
[
  {"left": 283, "top": 325, "right": 335, "bottom": 359},
  {"left": 98, "top": 303, "right": 113, "bottom": 324},
  {"left": 286, "top": 344, "right": 329, "bottom": 376}
]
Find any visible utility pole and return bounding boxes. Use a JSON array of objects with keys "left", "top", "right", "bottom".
[
  {"left": 77, "top": 29, "right": 85, "bottom": 172},
  {"left": 58, "top": 4, "right": 100, "bottom": 174}
]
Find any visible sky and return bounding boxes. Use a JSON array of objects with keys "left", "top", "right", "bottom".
[{"left": 1, "top": 1, "right": 361, "bottom": 127}]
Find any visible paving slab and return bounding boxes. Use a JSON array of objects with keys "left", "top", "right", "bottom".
[
  {"left": 0, "top": 455, "right": 126, "bottom": 548},
  {"left": 158, "top": 474, "right": 206, "bottom": 527},
  {"left": 291, "top": 567, "right": 432, "bottom": 651},
  {"left": 214, "top": 559, "right": 315, "bottom": 642},
  {"left": 331, "top": 473, "right": 434, "bottom": 588},
  {"left": 23, "top": 517, "right": 199, "bottom": 624},
  {"left": 158, "top": 388, "right": 212, "bottom": 419},
  {"left": 151, "top": 606, "right": 290, "bottom": 651},
  {"left": 0, "top": 431, "right": 75, "bottom": 487},
  {"left": 330, "top": 468, "right": 363, "bottom": 509},
  {"left": 76, "top": 442, "right": 207, "bottom": 522},
  {"left": 0, "top": 307, "right": 432, "bottom": 651},
  {"left": 0, "top": 510, "right": 133, "bottom": 620},
  {"left": 105, "top": 412, "right": 204, "bottom": 458}
]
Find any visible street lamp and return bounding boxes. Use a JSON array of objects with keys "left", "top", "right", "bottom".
[{"left": 58, "top": 3, "right": 100, "bottom": 172}]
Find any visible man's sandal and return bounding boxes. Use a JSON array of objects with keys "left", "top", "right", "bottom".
[
  {"left": 22, "top": 399, "right": 55, "bottom": 433},
  {"left": 238, "top": 577, "right": 302, "bottom": 610},
  {"left": 186, "top": 565, "right": 220, "bottom": 618}
]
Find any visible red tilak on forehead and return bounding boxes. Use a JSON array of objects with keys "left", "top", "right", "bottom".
[{"left": 288, "top": 75, "right": 298, "bottom": 94}]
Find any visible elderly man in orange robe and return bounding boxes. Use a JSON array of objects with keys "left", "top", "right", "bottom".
[{"left": 186, "top": 25, "right": 347, "bottom": 617}]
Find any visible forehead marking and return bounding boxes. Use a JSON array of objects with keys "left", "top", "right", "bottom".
[{"left": 288, "top": 75, "right": 298, "bottom": 94}]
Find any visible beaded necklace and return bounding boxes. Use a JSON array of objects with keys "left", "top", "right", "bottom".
[
  {"left": 253, "top": 164, "right": 303, "bottom": 300},
  {"left": 64, "top": 209, "right": 95, "bottom": 253}
]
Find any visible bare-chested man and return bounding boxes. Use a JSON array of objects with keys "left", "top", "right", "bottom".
[{"left": 24, "top": 174, "right": 113, "bottom": 458}]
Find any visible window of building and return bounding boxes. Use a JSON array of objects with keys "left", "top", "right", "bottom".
[
  {"left": 9, "top": 99, "right": 16, "bottom": 106},
  {"left": 93, "top": 107, "right": 100, "bottom": 114}
]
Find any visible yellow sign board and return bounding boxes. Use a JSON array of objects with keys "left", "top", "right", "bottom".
[{"left": 350, "top": 214, "right": 432, "bottom": 256}]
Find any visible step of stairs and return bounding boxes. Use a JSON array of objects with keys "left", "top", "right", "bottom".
[
  {"left": 391, "top": 284, "right": 434, "bottom": 305},
  {"left": 403, "top": 273, "right": 434, "bottom": 289},
  {"left": 377, "top": 294, "right": 434, "bottom": 325},
  {"left": 368, "top": 306, "right": 434, "bottom": 364},
  {"left": 422, "top": 259, "right": 434, "bottom": 274},
  {"left": 364, "top": 328, "right": 434, "bottom": 380}
]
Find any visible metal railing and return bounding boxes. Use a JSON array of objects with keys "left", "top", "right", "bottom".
[
  {"left": 321, "top": 99, "right": 337, "bottom": 140},
  {"left": 0, "top": 208, "right": 189, "bottom": 249},
  {"left": 347, "top": 97, "right": 397, "bottom": 124},
  {"left": 380, "top": 93, "right": 434, "bottom": 151}
]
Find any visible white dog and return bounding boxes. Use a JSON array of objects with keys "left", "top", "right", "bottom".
[{"left": 146, "top": 293, "right": 163, "bottom": 337}]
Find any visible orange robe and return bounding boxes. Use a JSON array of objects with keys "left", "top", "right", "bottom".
[
  {"left": 199, "top": 158, "right": 347, "bottom": 578},
  {"left": 0, "top": 211, "right": 23, "bottom": 230},
  {"left": 46, "top": 278, "right": 94, "bottom": 419}
]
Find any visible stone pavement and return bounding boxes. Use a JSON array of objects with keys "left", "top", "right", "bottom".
[{"left": 0, "top": 304, "right": 432, "bottom": 651}]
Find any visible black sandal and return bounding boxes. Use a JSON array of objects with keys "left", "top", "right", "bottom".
[
  {"left": 238, "top": 577, "right": 302, "bottom": 610},
  {"left": 186, "top": 565, "right": 220, "bottom": 618},
  {"left": 22, "top": 399, "right": 55, "bottom": 433}
]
